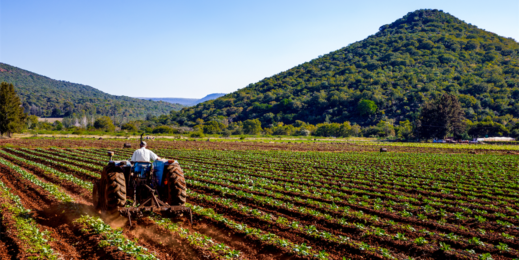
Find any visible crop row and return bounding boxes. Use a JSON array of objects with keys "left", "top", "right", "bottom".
[
  {"left": 149, "top": 213, "right": 243, "bottom": 259},
  {"left": 0, "top": 156, "right": 74, "bottom": 202},
  {"left": 7, "top": 148, "right": 101, "bottom": 179},
  {"left": 176, "top": 152, "right": 519, "bottom": 200},
  {"left": 20, "top": 148, "right": 104, "bottom": 171},
  {"left": 179, "top": 159, "right": 519, "bottom": 221},
  {"left": 161, "top": 149, "right": 519, "bottom": 189},
  {"left": 0, "top": 150, "right": 93, "bottom": 191},
  {"left": 74, "top": 215, "right": 158, "bottom": 260},
  {"left": 185, "top": 164, "right": 519, "bottom": 228},
  {"left": 158, "top": 150, "right": 519, "bottom": 219},
  {"left": 186, "top": 178, "right": 518, "bottom": 258},
  {"left": 167, "top": 150, "right": 519, "bottom": 201},
  {"left": 188, "top": 189, "right": 405, "bottom": 259},
  {"left": 0, "top": 179, "right": 59, "bottom": 259},
  {"left": 188, "top": 202, "right": 333, "bottom": 259}
]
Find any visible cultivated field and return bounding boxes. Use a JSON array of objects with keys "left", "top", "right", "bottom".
[{"left": 0, "top": 139, "right": 517, "bottom": 259}]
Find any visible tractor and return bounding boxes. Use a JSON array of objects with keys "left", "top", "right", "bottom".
[{"left": 92, "top": 150, "right": 191, "bottom": 226}]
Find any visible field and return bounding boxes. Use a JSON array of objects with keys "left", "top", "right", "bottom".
[{"left": 0, "top": 138, "right": 517, "bottom": 259}]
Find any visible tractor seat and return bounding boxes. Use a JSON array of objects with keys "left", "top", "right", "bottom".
[{"left": 133, "top": 162, "right": 152, "bottom": 178}]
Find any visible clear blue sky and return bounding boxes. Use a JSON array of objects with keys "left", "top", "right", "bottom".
[{"left": 1, "top": 0, "right": 518, "bottom": 98}]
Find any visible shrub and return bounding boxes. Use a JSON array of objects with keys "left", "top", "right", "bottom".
[
  {"left": 94, "top": 116, "right": 115, "bottom": 131},
  {"left": 190, "top": 131, "right": 204, "bottom": 138},
  {"left": 152, "top": 125, "right": 174, "bottom": 134}
]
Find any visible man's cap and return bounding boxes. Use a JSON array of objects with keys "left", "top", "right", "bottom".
[{"left": 140, "top": 141, "right": 147, "bottom": 146}]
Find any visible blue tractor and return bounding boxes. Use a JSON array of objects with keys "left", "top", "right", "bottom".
[{"left": 92, "top": 151, "right": 191, "bottom": 225}]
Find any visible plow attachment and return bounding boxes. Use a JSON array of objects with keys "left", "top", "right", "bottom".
[{"left": 118, "top": 184, "right": 192, "bottom": 227}]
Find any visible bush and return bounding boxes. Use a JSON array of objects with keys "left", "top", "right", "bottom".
[
  {"left": 72, "top": 130, "right": 84, "bottom": 135},
  {"left": 121, "top": 123, "right": 137, "bottom": 131},
  {"left": 243, "top": 119, "right": 262, "bottom": 135},
  {"left": 203, "top": 121, "right": 226, "bottom": 134},
  {"left": 232, "top": 128, "right": 243, "bottom": 135},
  {"left": 300, "top": 129, "right": 311, "bottom": 136},
  {"left": 152, "top": 125, "right": 174, "bottom": 134},
  {"left": 221, "top": 129, "right": 231, "bottom": 137},
  {"left": 94, "top": 116, "right": 115, "bottom": 131},
  {"left": 190, "top": 131, "right": 204, "bottom": 138}
]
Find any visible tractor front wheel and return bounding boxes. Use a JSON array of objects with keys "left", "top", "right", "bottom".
[{"left": 166, "top": 162, "right": 187, "bottom": 206}]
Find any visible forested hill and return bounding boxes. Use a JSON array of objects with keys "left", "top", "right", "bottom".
[
  {"left": 0, "top": 63, "right": 183, "bottom": 119},
  {"left": 175, "top": 9, "right": 519, "bottom": 127}
]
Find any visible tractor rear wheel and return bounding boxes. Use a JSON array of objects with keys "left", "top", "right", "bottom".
[
  {"left": 103, "top": 166, "right": 126, "bottom": 215},
  {"left": 166, "top": 162, "right": 187, "bottom": 206}
]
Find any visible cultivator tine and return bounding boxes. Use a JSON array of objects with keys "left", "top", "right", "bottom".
[
  {"left": 189, "top": 208, "right": 192, "bottom": 227},
  {"left": 118, "top": 184, "right": 193, "bottom": 228},
  {"left": 127, "top": 210, "right": 132, "bottom": 228},
  {"left": 168, "top": 206, "right": 193, "bottom": 227}
]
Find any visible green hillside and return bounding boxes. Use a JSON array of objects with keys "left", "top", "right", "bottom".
[
  {"left": 0, "top": 63, "right": 183, "bottom": 119},
  {"left": 175, "top": 9, "right": 519, "bottom": 127}
]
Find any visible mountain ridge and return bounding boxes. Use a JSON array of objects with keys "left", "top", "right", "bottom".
[{"left": 0, "top": 63, "right": 183, "bottom": 119}]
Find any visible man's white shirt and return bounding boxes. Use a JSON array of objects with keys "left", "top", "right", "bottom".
[{"left": 131, "top": 147, "right": 159, "bottom": 162}]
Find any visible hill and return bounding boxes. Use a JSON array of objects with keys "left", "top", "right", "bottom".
[
  {"left": 0, "top": 63, "right": 183, "bottom": 119},
  {"left": 139, "top": 93, "right": 226, "bottom": 106},
  {"left": 197, "top": 93, "right": 227, "bottom": 103},
  {"left": 173, "top": 9, "right": 519, "bottom": 127}
]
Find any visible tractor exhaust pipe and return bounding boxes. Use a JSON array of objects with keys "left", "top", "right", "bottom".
[{"left": 107, "top": 151, "right": 114, "bottom": 161}]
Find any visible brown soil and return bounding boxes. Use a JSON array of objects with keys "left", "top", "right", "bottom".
[
  {"left": 0, "top": 149, "right": 271, "bottom": 259},
  {"left": 0, "top": 161, "right": 113, "bottom": 259}
]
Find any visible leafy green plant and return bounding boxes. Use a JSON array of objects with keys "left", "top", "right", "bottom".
[
  {"left": 414, "top": 237, "right": 428, "bottom": 246},
  {"left": 0, "top": 180, "right": 58, "bottom": 259},
  {"left": 74, "top": 215, "right": 157, "bottom": 260}
]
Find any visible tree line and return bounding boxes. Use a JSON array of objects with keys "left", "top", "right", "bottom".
[{"left": 2, "top": 81, "right": 516, "bottom": 140}]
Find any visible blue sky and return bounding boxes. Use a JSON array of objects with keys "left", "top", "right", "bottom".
[{"left": 1, "top": 0, "right": 518, "bottom": 98}]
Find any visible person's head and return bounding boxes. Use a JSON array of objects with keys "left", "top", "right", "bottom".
[{"left": 140, "top": 141, "right": 147, "bottom": 148}]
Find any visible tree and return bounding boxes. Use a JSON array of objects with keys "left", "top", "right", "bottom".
[
  {"left": 338, "top": 122, "right": 353, "bottom": 137},
  {"left": 26, "top": 115, "right": 39, "bottom": 129},
  {"left": 416, "top": 94, "right": 465, "bottom": 140},
  {"left": 468, "top": 117, "right": 509, "bottom": 137},
  {"left": 396, "top": 120, "right": 414, "bottom": 140},
  {"left": 0, "top": 82, "right": 27, "bottom": 136},
  {"left": 152, "top": 125, "right": 175, "bottom": 134},
  {"left": 53, "top": 121, "right": 63, "bottom": 131},
  {"left": 376, "top": 120, "right": 395, "bottom": 137},
  {"left": 243, "top": 119, "right": 262, "bottom": 135},
  {"left": 121, "top": 122, "right": 138, "bottom": 131},
  {"left": 314, "top": 123, "right": 341, "bottom": 137},
  {"left": 357, "top": 100, "right": 377, "bottom": 117},
  {"left": 203, "top": 120, "right": 225, "bottom": 134},
  {"left": 94, "top": 116, "right": 115, "bottom": 131}
]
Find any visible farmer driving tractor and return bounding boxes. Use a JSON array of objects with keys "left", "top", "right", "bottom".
[{"left": 131, "top": 141, "right": 161, "bottom": 162}]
